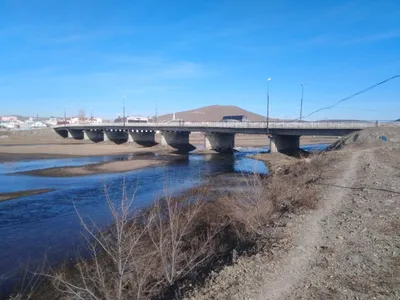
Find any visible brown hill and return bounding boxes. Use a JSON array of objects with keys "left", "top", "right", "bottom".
[{"left": 155, "top": 105, "right": 274, "bottom": 122}]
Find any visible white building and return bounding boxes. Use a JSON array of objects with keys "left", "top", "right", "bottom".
[
  {"left": 127, "top": 116, "right": 149, "bottom": 123},
  {"left": 87, "top": 117, "right": 102, "bottom": 124},
  {"left": 69, "top": 117, "right": 80, "bottom": 124},
  {"left": 44, "top": 118, "right": 58, "bottom": 126},
  {"left": 25, "top": 117, "right": 34, "bottom": 124},
  {"left": 30, "top": 121, "right": 47, "bottom": 128}
]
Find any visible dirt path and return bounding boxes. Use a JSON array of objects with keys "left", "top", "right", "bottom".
[
  {"left": 255, "top": 150, "right": 361, "bottom": 299},
  {"left": 288, "top": 147, "right": 400, "bottom": 299},
  {"left": 186, "top": 146, "right": 400, "bottom": 299},
  {"left": 259, "top": 147, "right": 400, "bottom": 299}
]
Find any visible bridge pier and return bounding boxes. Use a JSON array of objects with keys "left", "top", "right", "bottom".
[
  {"left": 205, "top": 133, "right": 235, "bottom": 152},
  {"left": 84, "top": 130, "right": 104, "bottom": 143},
  {"left": 160, "top": 131, "right": 194, "bottom": 152},
  {"left": 129, "top": 131, "right": 156, "bottom": 147},
  {"left": 104, "top": 130, "right": 129, "bottom": 144},
  {"left": 54, "top": 129, "right": 69, "bottom": 138},
  {"left": 68, "top": 129, "right": 84, "bottom": 140},
  {"left": 270, "top": 135, "right": 300, "bottom": 153}
]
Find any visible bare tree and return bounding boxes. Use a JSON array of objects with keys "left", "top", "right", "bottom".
[
  {"left": 48, "top": 179, "right": 154, "bottom": 300},
  {"left": 147, "top": 187, "right": 219, "bottom": 287}
]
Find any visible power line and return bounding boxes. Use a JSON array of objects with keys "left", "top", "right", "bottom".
[{"left": 298, "top": 74, "right": 400, "bottom": 121}]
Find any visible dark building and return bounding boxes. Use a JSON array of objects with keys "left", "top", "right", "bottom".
[
  {"left": 114, "top": 117, "right": 126, "bottom": 123},
  {"left": 221, "top": 115, "right": 249, "bottom": 122}
]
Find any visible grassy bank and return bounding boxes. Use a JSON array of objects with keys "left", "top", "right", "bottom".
[{"left": 10, "top": 152, "right": 334, "bottom": 300}]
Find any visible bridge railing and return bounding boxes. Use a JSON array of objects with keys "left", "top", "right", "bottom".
[
  {"left": 150, "top": 121, "right": 373, "bottom": 129},
  {"left": 54, "top": 121, "right": 375, "bottom": 130}
]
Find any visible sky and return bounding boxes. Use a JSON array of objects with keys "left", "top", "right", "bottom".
[{"left": 0, "top": 0, "right": 399, "bottom": 121}]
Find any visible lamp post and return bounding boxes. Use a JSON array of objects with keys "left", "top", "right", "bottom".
[
  {"left": 64, "top": 105, "right": 67, "bottom": 126},
  {"left": 300, "top": 83, "right": 304, "bottom": 121},
  {"left": 267, "top": 78, "right": 271, "bottom": 133},
  {"left": 155, "top": 99, "right": 158, "bottom": 123},
  {"left": 123, "top": 96, "right": 126, "bottom": 126}
]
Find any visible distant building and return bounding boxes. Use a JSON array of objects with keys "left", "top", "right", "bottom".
[
  {"left": 25, "top": 117, "right": 34, "bottom": 124},
  {"left": 44, "top": 118, "right": 58, "bottom": 126},
  {"left": 1, "top": 116, "right": 18, "bottom": 122},
  {"left": 1, "top": 122, "right": 17, "bottom": 129},
  {"left": 114, "top": 116, "right": 125, "bottom": 123},
  {"left": 221, "top": 115, "right": 249, "bottom": 122},
  {"left": 114, "top": 116, "right": 148, "bottom": 123},
  {"left": 30, "top": 121, "right": 47, "bottom": 128},
  {"left": 57, "top": 120, "right": 70, "bottom": 125},
  {"left": 91, "top": 117, "right": 103, "bottom": 124},
  {"left": 127, "top": 116, "right": 148, "bottom": 123},
  {"left": 69, "top": 117, "right": 80, "bottom": 124}
]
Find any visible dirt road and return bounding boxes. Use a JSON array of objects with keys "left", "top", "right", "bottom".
[{"left": 186, "top": 145, "right": 400, "bottom": 299}]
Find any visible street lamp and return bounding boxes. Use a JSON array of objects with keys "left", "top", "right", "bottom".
[
  {"left": 267, "top": 77, "right": 271, "bottom": 133},
  {"left": 64, "top": 105, "right": 67, "bottom": 126},
  {"left": 123, "top": 95, "right": 126, "bottom": 126},
  {"left": 155, "top": 99, "right": 158, "bottom": 123},
  {"left": 300, "top": 83, "right": 304, "bottom": 121}
]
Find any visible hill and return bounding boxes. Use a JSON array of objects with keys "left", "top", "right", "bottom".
[{"left": 155, "top": 105, "right": 273, "bottom": 122}]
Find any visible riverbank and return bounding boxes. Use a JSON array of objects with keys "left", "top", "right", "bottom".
[
  {"left": 252, "top": 152, "right": 301, "bottom": 173},
  {"left": 185, "top": 136, "right": 400, "bottom": 299}
]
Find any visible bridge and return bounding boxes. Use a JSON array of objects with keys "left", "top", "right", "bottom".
[{"left": 53, "top": 121, "right": 373, "bottom": 153}]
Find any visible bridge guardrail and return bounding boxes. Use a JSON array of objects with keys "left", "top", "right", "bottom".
[{"left": 54, "top": 121, "right": 375, "bottom": 130}]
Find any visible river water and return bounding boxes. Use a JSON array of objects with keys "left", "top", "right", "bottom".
[{"left": 0, "top": 145, "right": 327, "bottom": 296}]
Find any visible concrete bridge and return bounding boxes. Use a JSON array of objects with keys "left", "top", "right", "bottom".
[{"left": 53, "top": 121, "right": 373, "bottom": 153}]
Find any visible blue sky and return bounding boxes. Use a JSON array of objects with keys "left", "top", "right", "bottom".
[{"left": 0, "top": 0, "right": 399, "bottom": 120}]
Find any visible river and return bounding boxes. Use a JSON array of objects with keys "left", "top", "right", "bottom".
[{"left": 0, "top": 145, "right": 327, "bottom": 296}]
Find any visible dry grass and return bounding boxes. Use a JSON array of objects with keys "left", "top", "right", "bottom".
[
  {"left": 218, "top": 153, "right": 329, "bottom": 239},
  {"left": 12, "top": 153, "right": 331, "bottom": 300}
]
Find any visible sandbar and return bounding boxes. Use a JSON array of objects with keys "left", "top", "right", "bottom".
[{"left": 16, "top": 159, "right": 166, "bottom": 177}]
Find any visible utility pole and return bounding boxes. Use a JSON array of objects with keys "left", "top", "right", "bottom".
[
  {"left": 300, "top": 83, "right": 304, "bottom": 121},
  {"left": 266, "top": 78, "right": 271, "bottom": 134},
  {"left": 123, "top": 96, "right": 126, "bottom": 126}
]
